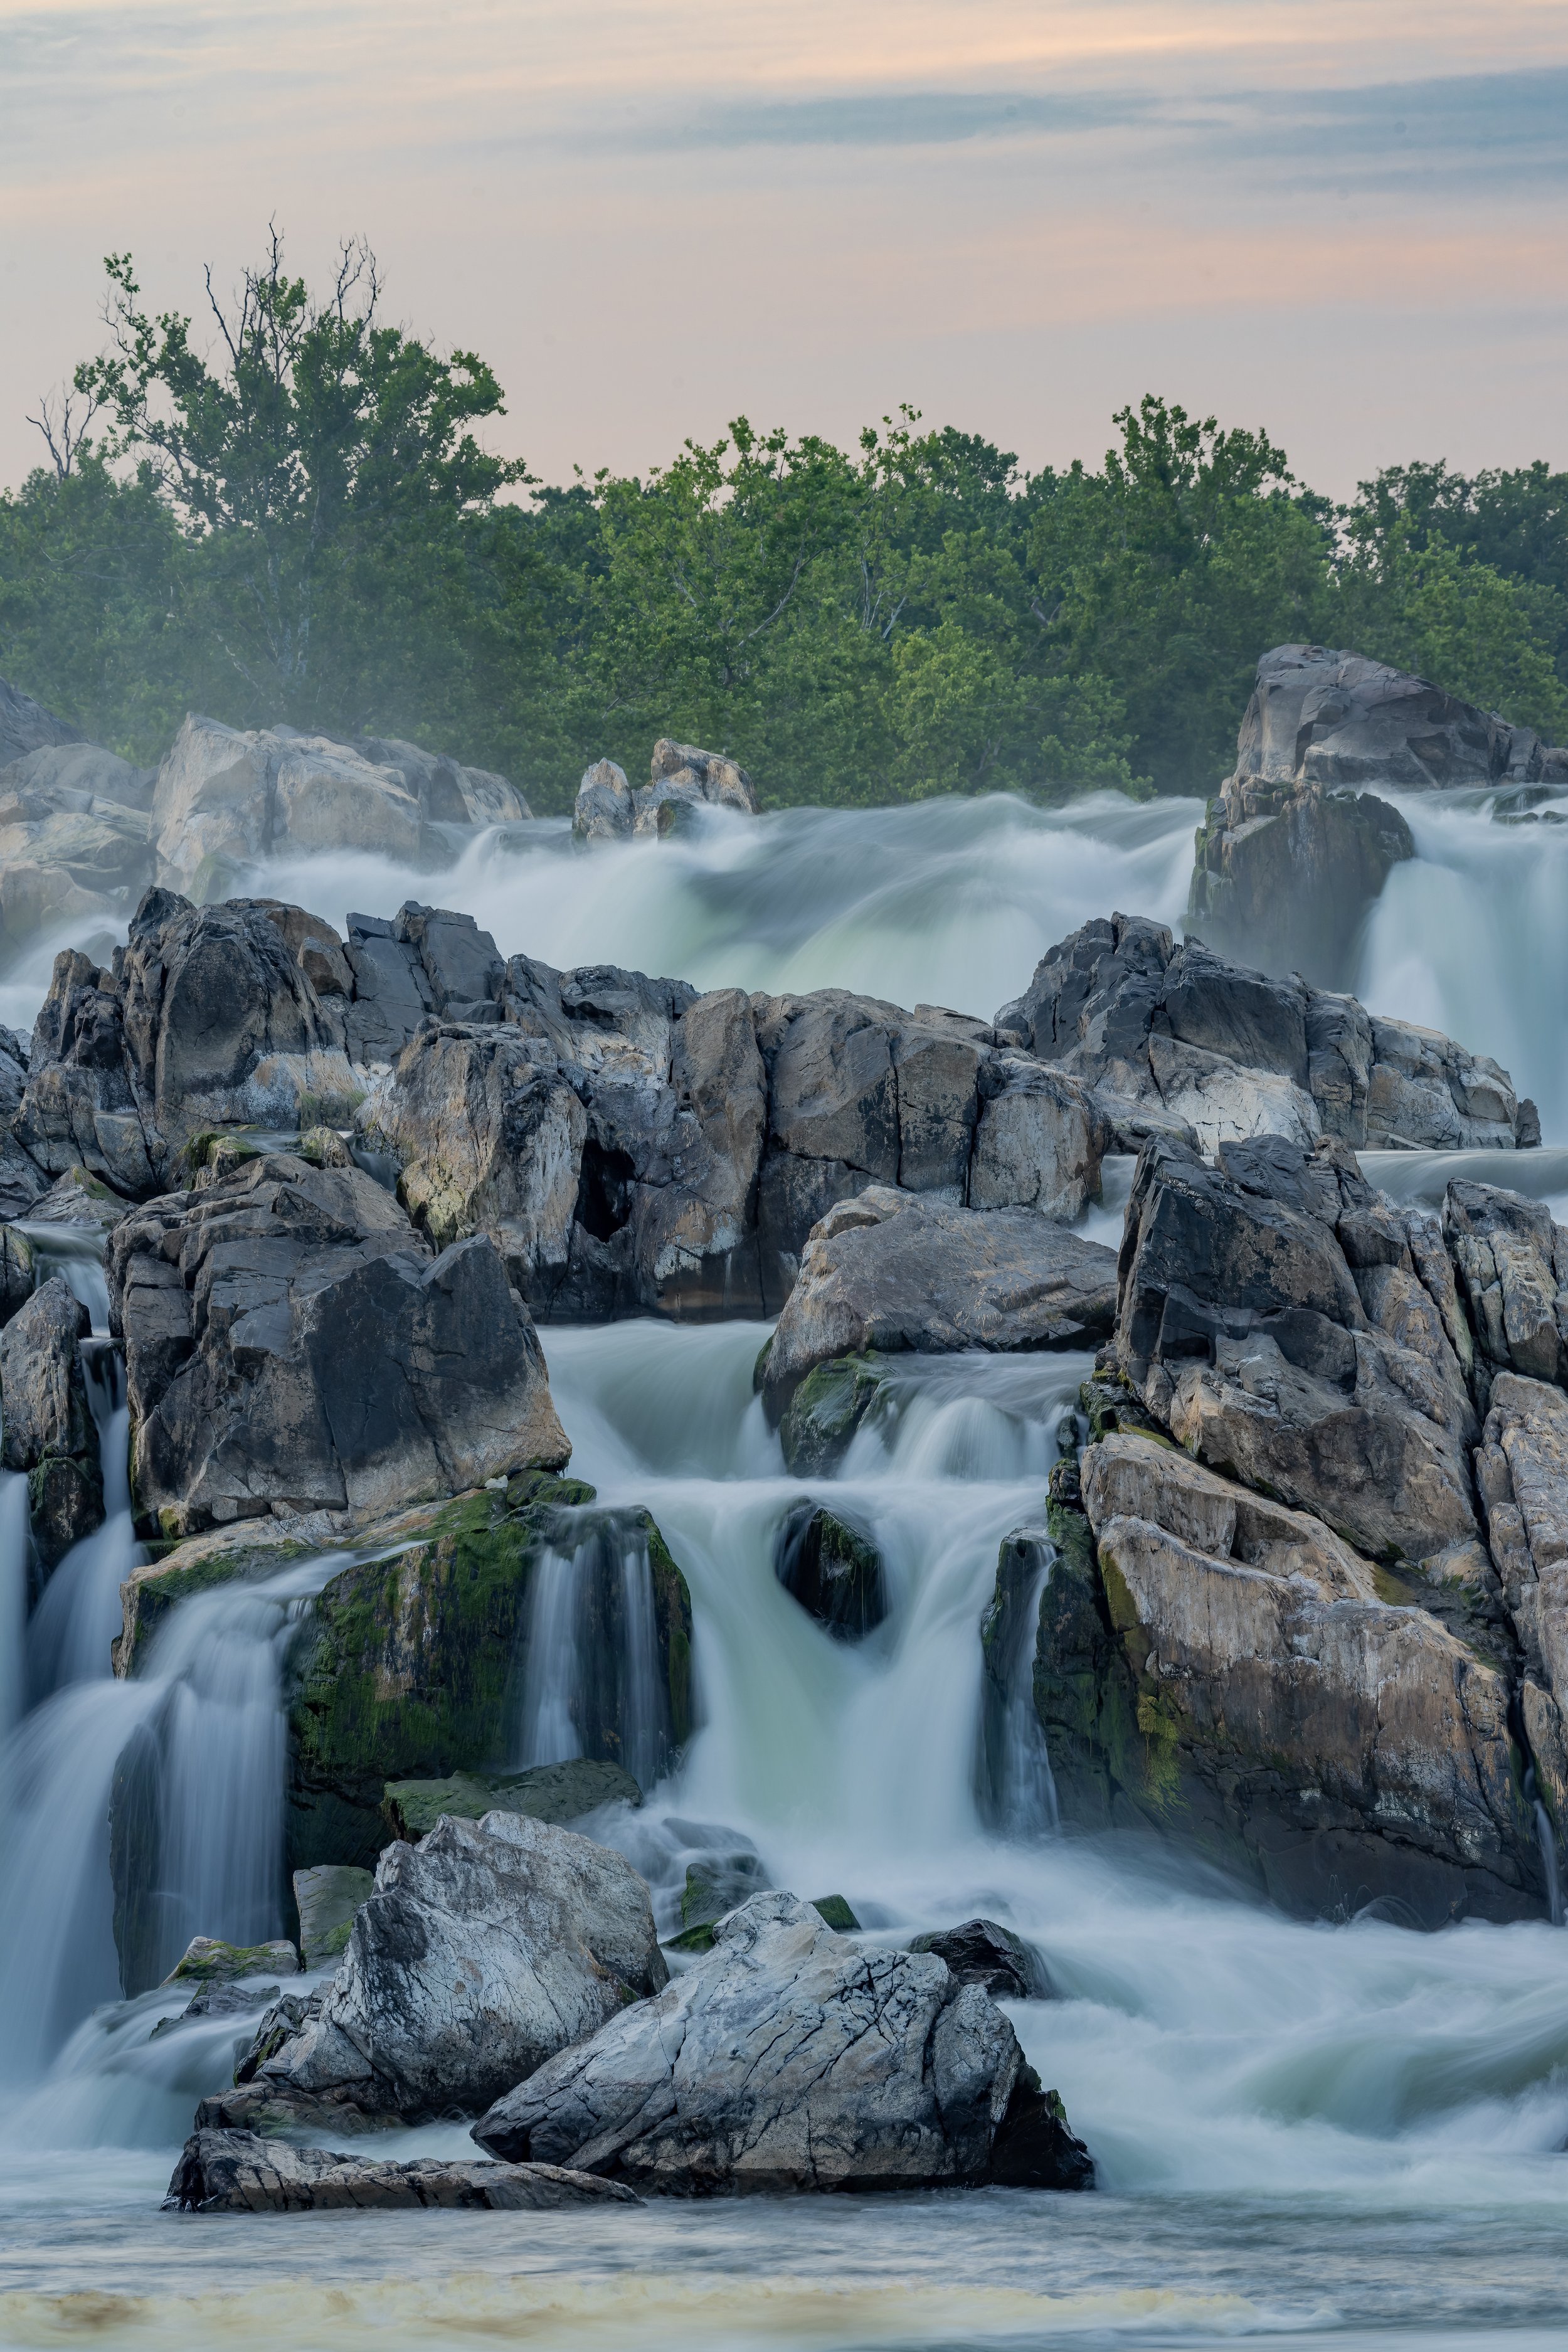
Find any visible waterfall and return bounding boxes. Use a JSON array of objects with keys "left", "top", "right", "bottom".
[
  {"left": 0, "top": 1472, "right": 28, "bottom": 1743},
  {"left": 26, "top": 1345, "right": 137, "bottom": 1703},
  {"left": 511, "top": 1520, "right": 672, "bottom": 1793}
]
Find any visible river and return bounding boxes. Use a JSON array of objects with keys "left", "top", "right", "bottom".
[{"left": 1, "top": 786, "right": 1567, "bottom": 2348}]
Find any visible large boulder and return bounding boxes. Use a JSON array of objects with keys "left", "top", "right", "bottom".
[
  {"left": 0, "top": 1273, "right": 103, "bottom": 1565},
  {"left": 247, "top": 1812, "right": 668, "bottom": 2125},
  {"left": 761, "top": 1187, "right": 1118, "bottom": 1416},
  {"left": 351, "top": 736, "right": 531, "bottom": 827},
  {"left": 1000, "top": 916, "right": 1533, "bottom": 1154},
  {"left": 105, "top": 1150, "right": 568, "bottom": 1539},
  {"left": 1115, "top": 1133, "right": 1480, "bottom": 1567},
  {"left": 165, "top": 2128, "right": 635, "bottom": 2213},
  {"left": 472, "top": 1890, "right": 1093, "bottom": 2193},
  {"left": 1189, "top": 780, "right": 1412, "bottom": 990},
  {"left": 1045, "top": 1431, "right": 1540, "bottom": 1923}
]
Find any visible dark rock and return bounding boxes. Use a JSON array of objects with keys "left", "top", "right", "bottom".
[
  {"left": 1473, "top": 1374, "right": 1568, "bottom": 1834},
  {"left": 250, "top": 1811, "right": 667, "bottom": 2126},
  {"left": 1228, "top": 643, "right": 1555, "bottom": 798},
  {"left": 0, "top": 1273, "right": 102, "bottom": 1565},
  {"left": 107, "top": 1151, "right": 568, "bottom": 1540},
  {"left": 1000, "top": 914, "right": 1529, "bottom": 1153},
  {"left": 907, "top": 1920, "right": 1044, "bottom": 2000},
  {"left": 761, "top": 1187, "right": 1118, "bottom": 1417},
  {"left": 292, "top": 1866, "right": 374, "bottom": 1970},
  {"left": 473, "top": 1890, "right": 1091, "bottom": 2193},
  {"left": 1189, "top": 775, "right": 1412, "bottom": 990},
  {"left": 0, "top": 675, "right": 83, "bottom": 770},
  {"left": 1443, "top": 1180, "right": 1568, "bottom": 1393},
  {"left": 666, "top": 1849, "right": 772, "bottom": 1951},
  {"left": 164, "top": 2128, "right": 637, "bottom": 2213},
  {"left": 776, "top": 1352, "right": 890, "bottom": 1476},
  {"left": 149, "top": 1978, "right": 280, "bottom": 2041},
  {"left": 773, "top": 1502, "right": 886, "bottom": 1639},
  {"left": 989, "top": 2072, "right": 1096, "bottom": 2190},
  {"left": 810, "top": 1895, "right": 861, "bottom": 1931}
]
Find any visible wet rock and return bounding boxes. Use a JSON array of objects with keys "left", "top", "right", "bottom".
[
  {"left": 1115, "top": 1133, "right": 1480, "bottom": 1567},
  {"left": 253, "top": 1811, "right": 667, "bottom": 2124},
  {"left": 1189, "top": 771, "right": 1412, "bottom": 990},
  {"left": 907, "top": 1920, "right": 1044, "bottom": 2000},
  {"left": 1000, "top": 914, "right": 1530, "bottom": 1153},
  {"left": 0, "top": 1273, "right": 102, "bottom": 1565},
  {"left": 381, "top": 1759, "right": 642, "bottom": 1845},
  {"left": 1050, "top": 1430, "right": 1542, "bottom": 1923},
  {"left": 150, "top": 1978, "right": 280, "bottom": 2040},
  {"left": 988, "top": 2075, "right": 1096, "bottom": 2190},
  {"left": 165, "top": 2127, "right": 637, "bottom": 2213},
  {"left": 473, "top": 1889, "right": 1091, "bottom": 2193},
  {"left": 776, "top": 1352, "right": 890, "bottom": 1476},
  {"left": 284, "top": 1485, "right": 687, "bottom": 1870},
  {"left": 163, "top": 1935, "right": 301, "bottom": 1987},
  {"left": 1443, "top": 1181, "right": 1568, "bottom": 1394},
  {"left": 667, "top": 1849, "right": 773, "bottom": 1951},
  {"left": 108, "top": 1151, "right": 568, "bottom": 1540},
  {"left": 0, "top": 1225, "right": 35, "bottom": 1324},
  {"left": 292, "top": 1866, "right": 375, "bottom": 1969},
  {"left": 761, "top": 1187, "right": 1118, "bottom": 1417},
  {"left": 810, "top": 1895, "right": 861, "bottom": 1931},
  {"left": 773, "top": 1502, "right": 886, "bottom": 1639}
]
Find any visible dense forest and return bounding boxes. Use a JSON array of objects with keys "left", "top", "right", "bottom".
[{"left": 3, "top": 238, "right": 1566, "bottom": 814}]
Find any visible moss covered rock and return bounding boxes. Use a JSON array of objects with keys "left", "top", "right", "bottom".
[
  {"left": 381, "top": 1758, "right": 641, "bottom": 1843},
  {"left": 773, "top": 1503, "right": 885, "bottom": 1640},
  {"left": 777, "top": 1352, "right": 889, "bottom": 1475}
]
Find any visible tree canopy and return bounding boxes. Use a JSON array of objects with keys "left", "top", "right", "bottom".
[{"left": 3, "top": 237, "right": 1565, "bottom": 810}]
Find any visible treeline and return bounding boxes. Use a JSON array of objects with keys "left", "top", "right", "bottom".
[{"left": 2, "top": 237, "right": 1566, "bottom": 812}]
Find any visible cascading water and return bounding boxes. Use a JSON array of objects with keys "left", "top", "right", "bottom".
[{"left": 512, "top": 1519, "right": 675, "bottom": 1794}]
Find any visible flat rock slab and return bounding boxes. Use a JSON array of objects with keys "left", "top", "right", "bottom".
[
  {"left": 763, "top": 1185, "right": 1117, "bottom": 1408},
  {"left": 165, "top": 2129, "right": 638, "bottom": 2212}
]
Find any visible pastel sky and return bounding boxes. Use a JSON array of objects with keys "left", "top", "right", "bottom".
[{"left": 2, "top": 0, "right": 1566, "bottom": 498}]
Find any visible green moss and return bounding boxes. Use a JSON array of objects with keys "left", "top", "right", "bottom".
[
  {"left": 810, "top": 1894, "right": 861, "bottom": 1931},
  {"left": 778, "top": 1352, "right": 889, "bottom": 1473}
]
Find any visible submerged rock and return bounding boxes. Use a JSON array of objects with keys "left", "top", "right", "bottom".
[
  {"left": 251, "top": 1811, "right": 667, "bottom": 2126},
  {"left": 473, "top": 1889, "right": 1093, "bottom": 2193},
  {"left": 108, "top": 1150, "right": 568, "bottom": 1540},
  {"left": 761, "top": 1187, "right": 1118, "bottom": 1416},
  {"left": 1044, "top": 1431, "right": 1542, "bottom": 1923},
  {"left": 775, "top": 1352, "right": 889, "bottom": 1476},
  {"left": 165, "top": 2127, "right": 636, "bottom": 2213},
  {"left": 0, "top": 1273, "right": 103, "bottom": 1566},
  {"left": 773, "top": 1502, "right": 886, "bottom": 1640}
]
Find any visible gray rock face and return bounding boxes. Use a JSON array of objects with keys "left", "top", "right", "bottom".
[
  {"left": 294, "top": 1865, "right": 375, "bottom": 1969},
  {"left": 107, "top": 1150, "right": 568, "bottom": 1537},
  {"left": 368, "top": 967, "right": 767, "bottom": 1321},
  {"left": 0, "top": 675, "right": 82, "bottom": 770},
  {"left": 761, "top": 1186, "right": 1118, "bottom": 1414},
  {"left": 473, "top": 1890, "right": 1089, "bottom": 2193},
  {"left": 1444, "top": 1181, "right": 1568, "bottom": 1393},
  {"left": 0, "top": 1274, "right": 102, "bottom": 1565},
  {"left": 255, "top": 1812, "right": 667, "bottom": 2123},
  {"left": 1115, "top": 1133, "right": 1480, "bottom": 1566},
  {"left": 1052, "top": 1432, "right": 1540, "bottom": 1924},
  {"left": 1473, "top": 1374, "right": 1568, "bottom": 1831},
  {"left": 351, "top": 736, "right": 531, "bottom": 827},
  {"left": 1000, "top": 915, "right": 1530, "bottom": 1154},
  {"left": 573, "top": 759, "right": 636, "bottom": 841},
  {"left": 165, "top": 2129, "right": 636, "bottom": 2213},
  {"left": 1190, "top": 778, "right": 1412, "bottom": 990}
]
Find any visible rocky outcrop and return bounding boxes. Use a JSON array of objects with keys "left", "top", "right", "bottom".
[
  {"left": 1000, "top": 915, "right": 1532, "bottom": 1155},
  {"left": 1187, "top": 645, "right": 1568, "bottom": 986},
  {"left": 760, "top": 1188, "right": 1118, "bottom": 1417},
  {"left": 776, "top": 1353, "right": 891, "bottom": 1476},
  {"left": 906, "top": 1920, "right": 1044, "bottom": 2000},
  {"left": 107, "top": 1151, "right": 568, "bottom": 1540},
  {"left": 773, "top": 1503, "right": 886, "bottom": 1639},
  {"left": 246, "top": 1812, "right": 667, "bottom": 2126},
  {"left": 0, "top": 1274, "right": 103, "bottom": 1565},
  {"left": 472, "top": 1890, "right": 1093, "bottom": 2193},
  {"left": 283, "top": 1483, "right": 689, "bottom": 1869},
  {"left": 1038, "top": 1431, "right": 1540, "bottom": 1924},
  {"left": 1115, "top": 1133, "right": 1481, "bottom": 1567},
  {"left": 165, "top": 2128, "right": 635, "bottom": 2213},
  {"left": 573, "top": 740, "right": 758, "bottom": 842}
]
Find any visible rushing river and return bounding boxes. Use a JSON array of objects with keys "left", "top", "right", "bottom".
[{"left": 3, "top": 784, "right": 1568, "bottom": 2348}]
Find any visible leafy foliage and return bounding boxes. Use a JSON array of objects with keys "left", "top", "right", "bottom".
[{"left": 3, "top": 241, "right": 1567, "bottom": 808}]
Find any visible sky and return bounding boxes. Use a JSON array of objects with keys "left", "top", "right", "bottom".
[{"left": 1, "top": 0, "right": 1566, "bottom": 501}]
